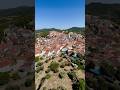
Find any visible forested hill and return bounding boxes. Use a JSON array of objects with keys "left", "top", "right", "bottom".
[
  {"left": 86, "top": 3, "right": 120, "bottom": 25},
  {"left": 66, "top": 27, "right": 84, "bottom": 33},
  {"left": 0, "top": 6, "right": 34, "bottom": 17},
  {"left": 36, "top": 27, "right": 84, "bottom": 33},
  {"left": 35, "top": 27, "right": 85, "bottom": 38},
  {"left": 0, "top": 6, "right": 34, "bottom": 29},
  {"left": 0, "top": 6, "right": 34, "bottom": 43}
]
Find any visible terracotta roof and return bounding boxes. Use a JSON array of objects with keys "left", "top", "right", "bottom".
[
  {"left": 0, "top": 58, "right": 13, "bottom": 68},
  {"left": 0, "top": 42, "right": 7, "bottom": 50}
]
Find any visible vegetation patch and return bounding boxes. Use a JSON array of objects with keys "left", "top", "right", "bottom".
[
  {"left": 49, "top": 61, "right": 59, "bottom": 73},
  {"left": 35, "top": 56, "right": 40, "bottom": 62},
  {"left": 57, "top": 86, "right": 67, "bottom": 90},
  {"left": 59, "top": 72, "right": 65, "bottom": 79},
  {"left": 45, "top": 74, "right": 51, "bottom": 79},
  {"left": 67, "top": 71, "right": 77, "bottom": 80},
  {"left": 79, "top": 79, "right": 85, "bottom": 90},
  {"left": 0, "top": 72, "right": 10, "bottom": 86},
  {"left": 24, "top": 78, "right": 33, "bottom": 87},
  {"left": 36, "top": 65, "right": 44, "bottom": 73},
  {"left": 36, "top": 62, "right": 43, "bottom": 67},
  {"left": 5, "top": 85, "right": 20, "bottom": 90},
  {"left": 10, "top": 72, "right": 20, "bottom": 80}
]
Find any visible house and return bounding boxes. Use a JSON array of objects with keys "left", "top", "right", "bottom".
[
  {"left": 40, "top": 51, "right": 46, "bottom": 57},
  {"left": 48, "top": 51, "right": 55, "bottom": 57}
]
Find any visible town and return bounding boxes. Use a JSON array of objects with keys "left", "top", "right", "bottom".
[
  {"left": 35, "top": 29, "right": 85, "bottom": 90},
  {"left": 85, "top": 15, "right": 120, "bottom": 90},
  {"left": 0, "top": 26, "right": 34, "bottom": 90}
]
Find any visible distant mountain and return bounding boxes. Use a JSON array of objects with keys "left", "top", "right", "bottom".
[
  {"left": 86, "top": 3, "right": 120, "bottom": 24},
  {"left": 36, "top": 27, "right": 85, "bottom": 38},
  {"left": 36, "top": 27, "right": 84, "bottom": 32},
  {"left": 65, "top": 27, "right": 84, "bottom": 33},
  {"left": 36, "top": 28, "right": 61, "bottom": 32},
  {"left": 0, "top": 6, "right": 34, "bottom": 29},
  {"left": 0, "top": 6, "right": 34, "bottom": 17}
]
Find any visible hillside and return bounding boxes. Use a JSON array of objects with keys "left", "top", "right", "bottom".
[
  {"left": 86, "top": 14, "right": 120, "bottom": 90},
  {"left": 0, "top": 6, "right": 34, "bottom": 43},
  {"left": 0, "top": 6, "right": 34, "bottom": 27},
  {"left": 36, "top": 27, "right": 84, "bottom": 32},
  {"left": 65, "top": 27, "right": 85, "bottom": 35},
  {"left": 86, "top": 3, "right": 120, "bottom": 24},
  {"left": 36, "top": 27, "right": 85, "bottom": 38},
  {"left": 0, "top": 6, "right": 34, "bottom": 17}
]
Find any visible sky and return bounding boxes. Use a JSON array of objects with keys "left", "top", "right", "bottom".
[
  {"left": 0, "top": 0, "right": 34, "bottom": 9},
  {"left": 35, "top": 0, "right": 85, "bottom": 29}
]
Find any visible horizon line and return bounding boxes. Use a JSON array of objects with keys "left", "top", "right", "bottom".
[{"left": 35, "top": 26, "right": 85, "bottom": 30}]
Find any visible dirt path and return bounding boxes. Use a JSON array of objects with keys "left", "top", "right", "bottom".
[
  {"left": 35, "top": 59, "right": 53, "bottom": 90},
  {"left": 75, "top": 70, "right": 85, "bottom": 79},
  {"left": 41, "top": 73, "right": 73, "bottom": 90}
]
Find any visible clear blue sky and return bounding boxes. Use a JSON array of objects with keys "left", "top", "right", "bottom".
[{"left": 35, "top": 0, "right": 85, "bottom": 29}]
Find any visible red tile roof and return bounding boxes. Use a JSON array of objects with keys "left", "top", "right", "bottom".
[{"left": 0, "top": 58, "right": 13, "bottom": 68}]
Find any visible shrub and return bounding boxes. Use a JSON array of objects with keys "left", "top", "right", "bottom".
[
  {"left": 39, "top": 57, "right": 43, "bottom": 60},
  {"left": 57, "top": 86, "right": 67, "bottom": 90},
  {"left": 49, "top": 61, "right": 59, "bottom": 73},
  {"left": 45, "top": 74, "right": 51, "bottom": 79},
  {"left": 72, "top": 81, "right": 80, "bottom": 90},
  {"left": 101, "top": 62, "right": 116, "bottom": 77},
  {"left": 45, "top": 60, "right": 49, "bottom": 63},
  {"left": 0, "top": 72, "right": 10, "bottom": 86},
  {"left": 10, "top": 72, "right": 20, "bottom": 80},
  {"left": 40, "top": 66, "right": 44, "bottom": 70},
  {"left": 36, "top": 66, "right": 44, "bottom": 73},
  {"left": 86, "top": 77, "right": 98, "bottom": 88},
  {"left": 0, "top": 29, "right": 6, "bottom": 43},
  {"left": 5, "top": 85, "right": 20, "bottom": 90},
  {"left": 116, "top": 67, "right": 120, "bottom": 80},
  {"left": 49, "top": 88, "right": 57, "bottom": 90},
  {"left": 36, "top": 62, "right": 43, "bottom": 67},
  {"left": 67, "top": 71, "right": 77, "bottom": 80},
  {"left": 79, "top": 79, "right": 85, "bottom": 90},
  {"left": 77, "top": 63, "right": 85, "bottom": 70},
  {"left": 18, "top": 69, "right": 24, "bottom": 72},
  {"left": 27, "top": 72, "right": 33, "bottom": 75},
  {"left": 39, "top": 31, "right": 49, "bottom": 38},
  {"left": 60, "top": 63, "right": 65, "bottom": 68},
  {"left": 35, "top": 56, "right": 39, "bottom": 62},
  {"left": 45, "top": 68, "right": 51, "bottom": 73},
  {"left": 24, "top": 78, "right": 33, "bottom": 87},
  {"left": 59, "top": 72, "right": 65, "bottom": 79},
  {"left": 72, "top": 60, "right": 85, "bottom": 70}
]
